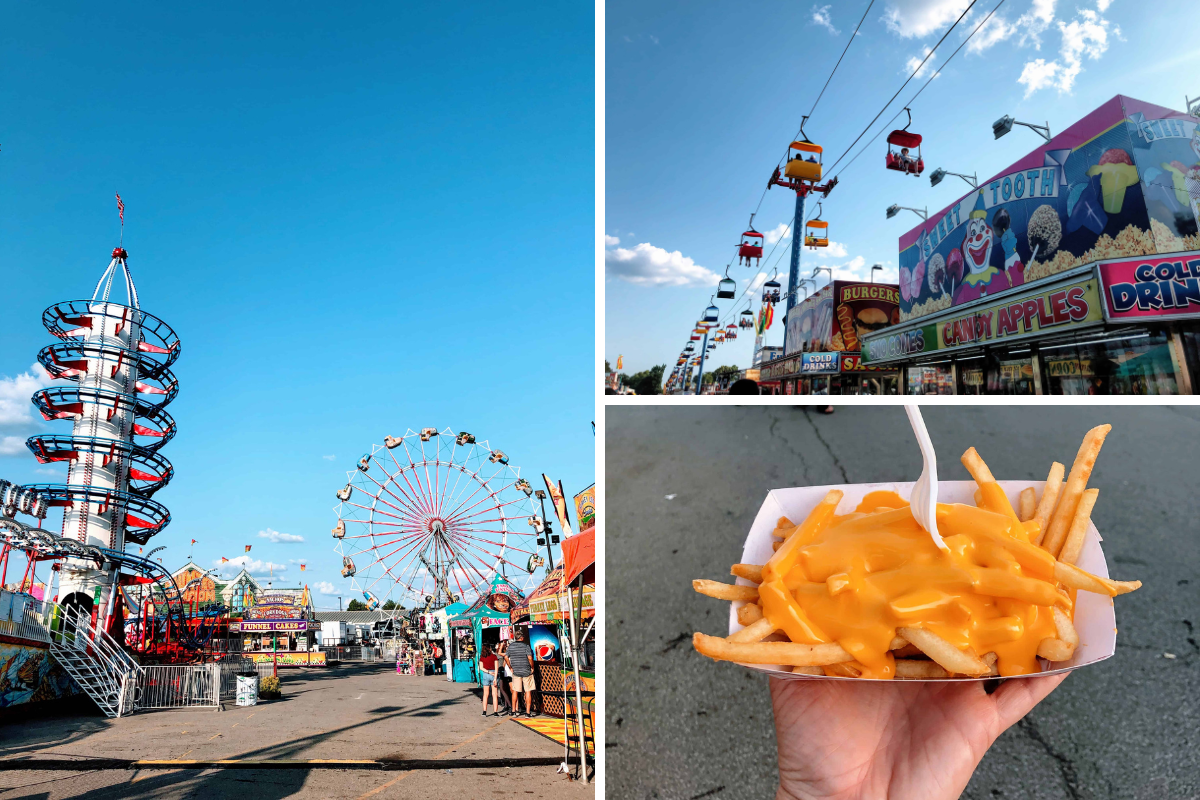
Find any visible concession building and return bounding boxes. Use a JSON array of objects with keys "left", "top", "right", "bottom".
[
  {"left": 763, "top": 280, "right": 902, "bottom": 395},
  {"left": 860, "top": 95, "right": 1200, "bottom": 394}
]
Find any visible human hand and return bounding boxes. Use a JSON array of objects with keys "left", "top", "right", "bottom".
[{"left": 770, "top": 672, "right": 1069, "bottom": 800}]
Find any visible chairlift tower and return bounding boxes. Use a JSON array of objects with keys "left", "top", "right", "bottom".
[{"left": 25, "top": 247, "right": 179, "bottom": 624}]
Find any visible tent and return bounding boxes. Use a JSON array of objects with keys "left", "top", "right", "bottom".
[
  {"left": 447, "top": 574, "right": 524, "bottom": 683},
  {"left": 558, "top": 527, "right": 596, "bottom": 780}
]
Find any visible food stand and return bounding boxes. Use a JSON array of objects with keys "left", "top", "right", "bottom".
[
  {"left": 446, "top": 575, "right": 524, "bottom": 684},
  {"left": 232, "top": 587, "right": 324, "bottom": 671}
]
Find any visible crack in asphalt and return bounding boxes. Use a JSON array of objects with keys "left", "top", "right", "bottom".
[
  {"left": 1016, "top": 716, "right": 1082, "bottom": 800},
  {"left": 801, "top": 407, "right": 850, "bottom": 483},
  {"left": 660, "top": 633, "right": 690, "bottom": 654},
  {"left": 768, "top": 409, "right": 812, "bottom": 484}
]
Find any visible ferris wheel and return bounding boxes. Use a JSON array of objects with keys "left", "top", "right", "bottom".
[{"left": 331, "top": 427, "right": 544, "bottom": 610}]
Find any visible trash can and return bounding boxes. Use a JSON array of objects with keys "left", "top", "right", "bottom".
[{"left": 236, "top": 671, "right": 259, "bottom": 707}]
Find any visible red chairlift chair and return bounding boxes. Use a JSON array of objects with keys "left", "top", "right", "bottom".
[{"left": 886, "top": 108, "right": 924, "bottom": 177}]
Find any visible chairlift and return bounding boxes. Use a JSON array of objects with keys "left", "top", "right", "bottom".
[
  {"left": 717, "top": 266, "right": 736, "bottom": 299},
  {"left": 685, "top": 343, "right": 696, "bottom": 353},
  {"left": 763, "top": 271, "right": 782, "bottom": 305},
  {"left": 739, "top": 217, "right": 764, "bottom": 266},
  {"left": 783, "top": 117, "right": 823, "bottom": 183},
  {"left": 690, "top": 333, "right": 700, "bottom": 341},
  {"left": 739, "top": 306, "right": 754, "bottom": 328},
  {"left": 886, "top": 108, "right": 924, "bottom": 176},
  {"left": 725, "top": 323, "right": 738, "bottom": 340},
  {"left": 703, "top": 296, "right": 719, "bottom": 322}
]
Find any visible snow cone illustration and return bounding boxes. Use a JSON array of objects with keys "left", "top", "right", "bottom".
[{"left": 1086, "top": 148, "right": 1138, "bottom": 214}]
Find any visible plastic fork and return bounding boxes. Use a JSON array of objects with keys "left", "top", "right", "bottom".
[{"left": 905, "top": 405, "right": 948, "bottom": 552}]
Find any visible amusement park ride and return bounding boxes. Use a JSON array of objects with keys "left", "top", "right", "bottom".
[
  {"left": 332, "top": 429, "right": 544, "bottom": 614},
  {"left": 1, "top": 244, "right": 230, "bottom": 672}
]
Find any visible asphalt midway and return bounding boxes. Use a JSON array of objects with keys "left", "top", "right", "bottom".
[
  {"left": 0, "top": 756, "right": 563, "bottom": 771},
  {"left": 606, "top": 405, "right": 1200, "bottom": 800}
]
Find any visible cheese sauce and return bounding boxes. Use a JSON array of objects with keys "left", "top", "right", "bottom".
[{"left": 761, "top": 490, "right": 1061, "bottom": 679}]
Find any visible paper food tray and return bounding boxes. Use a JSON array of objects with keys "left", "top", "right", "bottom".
[{"left": 727, "top": 480, "right": 1116, "bottom": 682}]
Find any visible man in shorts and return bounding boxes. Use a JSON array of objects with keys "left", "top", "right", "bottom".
[{"left": 505, "top": 628, "right": 537, "bottom": 717}]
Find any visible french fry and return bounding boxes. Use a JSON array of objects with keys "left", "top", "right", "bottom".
[
  {"left": 1054, "top": 561, "right": 1141, "bottom": 596},
  {"left": 1018, "top": 487, "right": 1036, "bottom": 522},
  {"left": 763, "top": 490, "right": 843, "bottom": 582},
  {"left": 1057, "top": 488, "right": 1099, "bottom": 567},
  {"left": 1037, "top": 638, "right": 1075, "bottom": 661},
  {"left": 1052, "top": 607, "right": 1078, "bottom": 648},
  {"left": 960, "top": 447, "right": 996, "bottom": 484},
  {"left": 790, "top": 665, "right": 824, "bottom": 675},
  {"left": 973, "top": 488, "right": 983, "bottom": 507},
  {"left": 731, "top": 564, "right": 764, "bottom": 583},
  {"left": 822, "top": 662, "right": 862, "bottom": 678},
  {"left": 1042, "top": 425, "right": 1111, "bottom": 558},
  {"left": 1032, "top": 462, "right": 1065, "bottom": 544},
  {"left": 736, "top": 602, "right": 763, "bottom": 627},
  {"left": 891, "top": 643, "right": 923, "bottom": 659},
  {"left": 983, "top": 651, "right": 1000, "bottom": 676},
  {"left": 693, "top": 579, "right": 758, "bottom": 601},
  {"left": 772, "top": 540, "right": 783, "bottom": 552},
  {"left": 692, "top": 632, "right": 854, "bottom": 666},
  {"left": 895, "top": 659, "right": 949, "bottom": 679},
  {"left": 897, "top": 626, "right": 990, "bottom": 676},
  {"left": 728, "top": 617, "right": 776, "bottom": 643},
  {"left": 888, "top": 635, "right": 908, "bottom": 650}
]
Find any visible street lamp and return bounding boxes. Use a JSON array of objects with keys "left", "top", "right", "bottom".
[
  {"left": 886, "top": 204, "right": 928, "bottom": 221},
  {"left": 870, "top": 264, "right": 883, "bottom": 283},
  {"left": 1187, "top": 94, "right": 1200, "bottom": 117},
  {"left": 534, "top": 489, "right": 560, "bottom": 570},
  {"left": 811, "top": 267, "right": 833, "bottom": 287},
  {"left": 930, "top": 168, "right": 977, "bottom": 188},
  {"left": 992, "top": 115, "right": 1051, "bottom": 142}
]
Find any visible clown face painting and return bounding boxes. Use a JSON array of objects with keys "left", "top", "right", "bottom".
[{"left": 962, "top": 216, "right": 993, "bottom": 277}]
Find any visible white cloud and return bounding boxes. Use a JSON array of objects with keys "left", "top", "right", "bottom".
[
  {"left": 0, "top": 364, "right": 55, "bottom": 427},
  {"left": 825, "top": 241, "right": 849, "bottom": 258},
  {"left": 905, "top": 47, "right": 937, "bottom": 78},
  {"left": 604, "top": 234, "right": 620, "bottom": 246},
  {"left": 811, "top": 5, "right": 840, "bottom": 34},
  {"left": 315, "top": 581, "right": 337, "bottom": 594},
  {"left": 883, "top": 0, "right": 973, "bottom": 39},
  {"left": 321, "top": 455, "right": 336, "bottom": 461},
  {"left": 743, "top": 273, "right": 770, "bottom": 291},
  {"left": 605, "top": 242, "right": 721, "bottom": 287},
  {"left": 1018, "top": 6, "right": 1113, "bottom": 96},
  {"left": 0, "top": 436, "right": 26, "bottom": 456},
  {"left": 212, "top": 556, "right": 288, "bottom": 578},
  {"left": 258, "top": 528, "right": 304, "bottom": 543},
  {"left": 764, "top": 223, "right": 790, "bottom": 245}
]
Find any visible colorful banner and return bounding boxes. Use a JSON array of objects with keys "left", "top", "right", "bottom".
[
  {"left": 839, "top": 354, "right": 890, "bottom": 372},
  {"left": 896, "top": 96, "right": 1197, "bottom": 323},
  {"left": 863, "top": 275, "right": 1103, "bottom": 363},
  {"left": 1098, "top": 250, "right": 1200, "bottom": 320},
  {"left": 247, "top": 651, "right": 327, "bottom": 666},
  {"left": 237, "top": 620, "right": 310, "bottom": 632},
  {"left": 246, "top": 591, "right": 306, "bottom": 621},
  {"left": 759, "top": 353, "right": 804, "bottom": 381},
  {"left": 573, "top": 484, "right": 595, "bottom": 530},
  {"left": 543, "top": 474, "right": 571, "bottom": 534},
  {"left": 784, "top": 285, "right": 833, "bottom": 356}
]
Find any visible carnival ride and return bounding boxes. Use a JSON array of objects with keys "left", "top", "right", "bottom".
[
  {"left": 662, "top": 0, "right": 1012, "bottom": 393},
  {"left": 5, "top": 245, "right": 227, "bottom": 662},
  {"left": 332, "top": 428, "right": 542, "bottom": 611}
]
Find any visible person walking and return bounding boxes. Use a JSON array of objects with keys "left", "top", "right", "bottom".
[
  {"left": 495, "top": 640, "right": 513, "bottom": 714},
  {"left": 478, "top": 644, "right": 499, "bottom": 716},
  {"left": 505, "top": 628, "right": 537, "bottom": 718}
]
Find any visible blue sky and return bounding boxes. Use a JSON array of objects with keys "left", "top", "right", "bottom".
[
  {"left": 0, "top": 3, "right": 594, "bottom": 607},
  {"left": 605, "top": 0, "right": 1200, "bottom": 376}
]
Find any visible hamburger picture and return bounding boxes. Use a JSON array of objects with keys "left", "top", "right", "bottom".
[{"left": 852, "top": 306, "right": 891, "bottom": 341}]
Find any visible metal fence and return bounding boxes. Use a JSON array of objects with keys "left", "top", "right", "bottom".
[
  {"left": 320, "top": 645, "right": 381, "bottom": 663},
  {"left": 215, "top": 660, "right": 277, "bottom": 700},
  {"left": 135, "top": 664, "right": 220, "bottom": 710},
  {"left": 0, "top": 590, "right": 52, "bottom": 645}
]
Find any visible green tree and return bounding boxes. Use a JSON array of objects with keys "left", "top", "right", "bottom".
[
  {"left": 625, "top": 365, "right": 666, "bottom": 395},
  {"left": 346, "top": 599, "right": 366, "bottom": 611},
  {"left": 703, "top": 365, "right": 740, "bottom": 385},
  {"left": 382, "top": 599, "right": 397, "bottom": 610}
]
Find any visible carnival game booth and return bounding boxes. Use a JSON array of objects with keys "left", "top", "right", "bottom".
[
  {"left": 433, "top": 601, "right": 468, "bottom": 681},
  {"left": 447, "top": 575, "right": 524, "bottom": 684},
  {"left": 863, "top": 95, "right": 1200, "bottom": 395}
]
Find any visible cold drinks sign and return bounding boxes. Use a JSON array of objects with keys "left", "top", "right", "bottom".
[{"left": 1098, "top": 250, "right": 1200, "bottom": 321}]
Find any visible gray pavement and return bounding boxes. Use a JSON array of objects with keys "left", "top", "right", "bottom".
[
  {"left": 606, "top": 405, "right": 1200, "bottom": 800},
  {"left": 0, "top": 664, "right": 594, "bottom": 798}
]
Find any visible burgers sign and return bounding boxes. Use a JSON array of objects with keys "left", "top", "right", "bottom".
[{"left": 833, "top": 282, "right": 900, "bottom": 352}]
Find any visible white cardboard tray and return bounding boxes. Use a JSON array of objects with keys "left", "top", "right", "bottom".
[{"left": 727, "top": 480, "right": 1116, "bottom": 681}]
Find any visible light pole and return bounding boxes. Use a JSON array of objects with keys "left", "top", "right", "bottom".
[
  {"left": 533, "top": 490, "right": 560, "bottom": 570},
  {"left": 871, "top": 264, "right": 883, "bottom": 283},
  {"left": 930, "top": 168, "right": 977, "bottom": 188},
  {"left": 992, "top": 115, "right": 1051, "bottom": 142},
  {"left": 811, "top": 266, "right": 833, "bottom": 288},
  {"left": 886, "top": 204, "right": 928, "bottom": 221}
]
